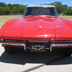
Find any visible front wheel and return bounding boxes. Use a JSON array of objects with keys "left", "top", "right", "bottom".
[
  {"left": 4, "top": 46, "right": 16, "bottom": 54},
  {"left": 63, "top": 47, "right": 72, "bottom": 56}
]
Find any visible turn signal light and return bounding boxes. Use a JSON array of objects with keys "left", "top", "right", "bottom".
[{"left": 2, "top": 44, "right": 5, "bottom": 47}]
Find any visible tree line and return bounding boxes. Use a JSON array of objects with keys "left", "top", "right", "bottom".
[{"left": 0, "top": 2, "right": 72, "bottom": 15}]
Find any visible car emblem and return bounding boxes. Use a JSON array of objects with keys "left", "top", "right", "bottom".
[
  {"left": 32, "top": 45, "right": 44, "bottom": 50},
  {"left": 36, "top": 26, "right": 42, "bottom": 28},
  {"left": 56, "top": 25, "right": 62, "bottom": 27}
]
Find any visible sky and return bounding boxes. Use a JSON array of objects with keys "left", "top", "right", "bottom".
[{"left": 0, "top": 0, "right": 72, "bottom": 7}]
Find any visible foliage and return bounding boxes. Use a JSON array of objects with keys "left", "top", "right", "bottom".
[
  {"left": 0, "top": 2, "right": 72, "bottom": 15},
  {"left": 11, "top": 7, "right": 18, "bottom": 13},
  {"left": 0, "top": 6, "right": 4, "bottom": 15},
  {"left": 0, "top": 2, "right": 6, "bottom": 7},
  {"left": 17, "top": 5, "right": 25, "bottom": 13},
  {"left": 4, "top": 6, "right": 11, "bottom": 15}
]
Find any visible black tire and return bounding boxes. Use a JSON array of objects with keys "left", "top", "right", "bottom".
[
  {"left": 4, "top": 46, "right": 16, "bottom": 54},
  {"left": 63, "top": 48, "right": 72, "bottom": 56}
]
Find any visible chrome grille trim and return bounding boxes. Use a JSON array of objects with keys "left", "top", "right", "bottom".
[{"left": 29, "top": 41, "right": 48, "bottom": 42}]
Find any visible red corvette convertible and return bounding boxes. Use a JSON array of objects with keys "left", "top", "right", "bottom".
[{"left": 0, "top": 5, "right": 72, "bottom": 55}]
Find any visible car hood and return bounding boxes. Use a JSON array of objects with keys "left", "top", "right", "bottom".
[
  {"left": 12, "top": 16, "right": 65, "bottom": 29},
  {"left": 2, "top": 16, "right": 72, "bottom": 40}
]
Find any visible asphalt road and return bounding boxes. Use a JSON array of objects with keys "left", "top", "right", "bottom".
[{"left": 0, "top": 44, "right": 72, "bottom": 72}]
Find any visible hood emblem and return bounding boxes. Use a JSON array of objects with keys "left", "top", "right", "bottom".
[{"left": 36, "top": 26, "right": 42, "bottom": 28}]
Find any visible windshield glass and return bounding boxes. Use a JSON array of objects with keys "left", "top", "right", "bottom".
[{"left": 24, "top": 7, "right": 58, "bottom": 17}]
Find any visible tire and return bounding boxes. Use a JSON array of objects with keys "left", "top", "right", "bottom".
[
  {"left": 63, "top": 48, "right": 72, "bottom": 56},
  {"left": 4, "top": 46, "right": 16, "bottom": 54}
]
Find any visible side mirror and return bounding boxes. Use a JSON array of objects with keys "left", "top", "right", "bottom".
[{"left": 60, "top": 13, "right": 62, "bottom": 18}]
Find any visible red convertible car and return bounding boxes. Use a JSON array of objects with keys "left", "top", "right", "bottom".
[{"left": 0, "top": 5, "right": 72, "bottom": 55}]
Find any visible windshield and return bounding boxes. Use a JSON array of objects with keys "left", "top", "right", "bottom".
[{"left": 24, "top": 7, "right": 58, "bottom": 17}]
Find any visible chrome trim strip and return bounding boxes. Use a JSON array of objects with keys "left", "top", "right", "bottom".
[
  {"left": 50, "top": 44, "right": 72, "bottom": 51},
  {"left": 29, "top": 41, "right": 48, "bottom": 42},
  {"left": 0, "top": 43, "right": 26, "bottom": 51}
]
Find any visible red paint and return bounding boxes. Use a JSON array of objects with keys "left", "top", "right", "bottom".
[{"left": 0, "top": 16, "right": 72, "bottom": 41}]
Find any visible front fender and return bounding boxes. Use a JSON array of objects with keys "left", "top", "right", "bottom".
[
  {"left": 61, "top": 18, "right": 72, "bottom": 29},
  {"left": 0, "top": 18, "right": 20, "bottom": 38},
  {"left": 1, "top": 18, "right": 20, "bottom": 30}
]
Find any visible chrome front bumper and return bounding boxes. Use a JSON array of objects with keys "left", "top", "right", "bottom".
[
  {"left": 0, "top": 42, "right": 72, "bottom": 51},
  {"left": 0, "top": 42, "right": 26, "bottom": 50},
  {"left": 50, "top": 44, "right": 72, "bottom": 51}
]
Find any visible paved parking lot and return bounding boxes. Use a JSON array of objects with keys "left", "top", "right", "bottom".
[{"left": 0, "top": 44, "right": 72, "bottom": 72}]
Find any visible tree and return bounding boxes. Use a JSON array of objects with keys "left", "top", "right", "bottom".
[
  {"left": 4, "top": 6, "right": 11, "bottom": 15},
  {"left": 11, "top": 7, "right": 18, "bottom": 14},
  {"left": 71, "top": 10, "right": 72, "bottom": 15},
  {"left": 8, "top": 3, "right": 13, "bottom": 10},
  {"left": 44, "top": 3, "right": 47, "bottom": 5},
  {"left": 17, "top": 5, "right": 25, "bottom": 14},
  {"left": 69, "top": 7, "right": 72, "bottom": 15},
  {"left": 67, "top": 7, "right": 72, "bottom": 15},
  {"left": 0, "top": 2, "right": 6, "bottom": 7},
  {"left": 51, "top": 2, "right": 62, "bottom": 14},
  {"left": 13, "top": 4, "right": 20, "bottom": 8},
  {"left": 62, "top": 10, "right": 67, "bottom": 15},
  {"left": 0, "top": 2, "right": 72, "bottom": 15},
  {"left": 0, "top": 6, "right": 4, "bottom": 15},
  {"left": 62, "top": 5, "right": 68, "bottom": 11},
  {"left": 25, "top": 5, "right": 27, "bottom": 7}
]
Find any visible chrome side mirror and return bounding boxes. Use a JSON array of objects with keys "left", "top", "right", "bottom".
[{"left": 60, "top": 13, "right": 62, "bottom": 18}]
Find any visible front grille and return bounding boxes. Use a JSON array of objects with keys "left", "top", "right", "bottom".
[{"left": 3, "top": 39, "right": 72, "bottom": 44}]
